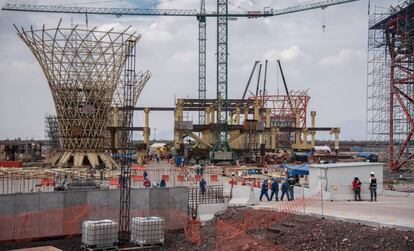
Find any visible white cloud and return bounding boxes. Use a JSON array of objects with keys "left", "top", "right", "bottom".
[
  {"left": 319, "top": 49, "right": 365, "bottom": 66},
  {"left": 264, "top": 46, "right": 302, "bottom": 62},
  {"left": 172, "top": 50, "right": 196, "bottom": 63}
]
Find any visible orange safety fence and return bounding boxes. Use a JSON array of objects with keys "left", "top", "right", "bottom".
[
  {"left": 0, "top": 205, "right": 196, "bottom": 243},
  {"left": 40, "top": 178, "right": 55, "bottom": 186},
  {"left": 177, "top": 175, "right": 185, "bottom": 182},
  {"left": 0, "top": 205, "right": 89, "bottom": 242},
  {"left": 110, "top": 178, "right": 119, "bottom": 186},
  {"left": 195, "top": 175, "right": 202, "bottom": 182},
  {"left": 229, "top": 180, "right": 237, "bottom": 185},
  {"left": 132, "top": 175, "right": 144, "bottom": 181},
  {"left": 210, "top": 175, "right": 218, "bottom": 182},
  {"left": 131, "top": 165, "right": 146, "bottom": 171},
  {"left": 162, "top": 175, "right": 169, "bottom": 182}
]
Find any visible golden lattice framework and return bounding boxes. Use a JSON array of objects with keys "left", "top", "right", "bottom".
[{"left": 15, "top": 21, "right": 150, "bottom": 168}]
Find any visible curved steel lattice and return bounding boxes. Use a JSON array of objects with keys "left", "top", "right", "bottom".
[{"left": 15, "top": 21, "right": 142, "bottom": 168}]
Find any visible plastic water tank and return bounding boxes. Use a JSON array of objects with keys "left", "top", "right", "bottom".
[
  {"left": 82, "top": 219, "right": 118, "bottom": 248},
  {"left": 131, "top": 217, "right": 165, "bottom": 245}
]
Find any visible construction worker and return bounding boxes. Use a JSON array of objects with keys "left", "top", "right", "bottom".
[
  {"left": 288, "top": 176, "right": 295, "bottom": 201},
  {"left": 143, "top": 170, "right": 148, "bottom": 180},
  {"left": 160, "top": 178, "right": 166, "bottom": 188},
  {"left": 143, "top": 177, "right": 151, "bottom": 188},
  {"left": 369, "top": 172, "right": 377, "bottom": 201},
  {"left": 199, "top": 178, "right": 207, "bottom": 195},
  {"left": 352, "top": 176, "right": 362, "bottom": 201},
  {"left": 281, "top": 179, "right": 290, "bottom": 201},
  {"left": 270, "top": 178, "right": 279, "bottom": 201},
  {"left": 259, "top": 179, "right": 270, "bottom": 201}
]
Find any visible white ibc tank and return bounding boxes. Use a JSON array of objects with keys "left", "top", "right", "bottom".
[
  {"left": 131, "top": 217, "right": 165, "bottom": 245},
  {"left": 82, "top": 219, "right": 118, "bottom": 248}
]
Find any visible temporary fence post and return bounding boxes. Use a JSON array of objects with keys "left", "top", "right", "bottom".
[
  {"left": 321, "top": 184, "right": 324, "bottom": 219},
  {"left": 302, "top": 186, "right": 306, "bottom": 214}
]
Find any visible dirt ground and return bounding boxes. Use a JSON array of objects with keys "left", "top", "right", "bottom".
[{"left": 2, "top": 208, "right": 414, "bottom": 251}]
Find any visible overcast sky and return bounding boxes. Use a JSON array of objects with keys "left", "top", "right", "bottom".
[{"left": 0, "top": 0, "right": 396, "bottom": 141}]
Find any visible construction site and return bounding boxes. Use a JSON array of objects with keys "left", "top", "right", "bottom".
[{"left": 0, "top": 0, "right": 414, "bottom": 250}]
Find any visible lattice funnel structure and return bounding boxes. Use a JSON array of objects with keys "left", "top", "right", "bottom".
[{"left": 15, "top": 21, "right": 142, "bottom": 169}]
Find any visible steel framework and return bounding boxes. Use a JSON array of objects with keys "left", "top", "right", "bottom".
[
  {"left": 212, "top": 0, "right": 231, "bottom": 156},
  {"left": 198, "top": 0, "right": 207, "bottom": 125},
  {"left": 45, "top": 114, "right": 60, "bottom": 150},
  {"left": 367, "top": 2, "right": 414, "bottom": 170},
  {"left": 15, "top": 21, "right": 140, "bottom": 169},
  {"left": 250, "top": 91, "right": 310, "bottom": 147},
  {"left": 3, "top": 0, "right": 359, "bottom": 157}
]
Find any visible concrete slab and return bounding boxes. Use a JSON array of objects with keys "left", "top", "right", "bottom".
[
  {"left": 131, "top": 188, "right": 149, "bottom": 210},
  {"left": 39, "top": 192, "right": 63, "bottom": 211},
  {"left": 149, "top": 188, "right": 170, "bottom": 210},
  {"left": 252, "top": 195, "right": 414, "bottom": 231},
  {"left": 14, "top": 193, "right": 40, "bottom": 214},
  {"left": 63, "top": 190, "right": 87, "bottom": 207},
  {"left": 168, "top": 187, "right": 188, "bottom": 213},
  {"left": 197, "top": 203, "right": 228, "bottom": 222},
  {"left": 229, "top": 185, "right": 259, "bottom": 207}
]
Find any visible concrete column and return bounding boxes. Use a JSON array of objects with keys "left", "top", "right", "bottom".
[
  {"left": 265, "top": 109, "right": 271, "bottom": 128},
  {"left": 243, "top": 106, "right": 249, "bottom": 122},
  {"left": 295, "top": 111, "right": 301, "bottom": 144},
  {"left": 144, "top": 108, "right": 150, "bottom": 150},
  {"left": 235, "top": 107, "right": 241, "bottom": 125},
  {"left": 229, "top": 111, "right": 233, "bottom": 125},
  {"left": 205, "top": 107, "right": 210, "bottom": 125},
  {"left": 254, "top": 99, "right": 260, "bottom": 121},
  {"left": 174, "top": 99, "right": 184, "bottom": 150},
  {"left": 331, "top": 128, "right": 340, "bottom": 151},
  {"left": 209, "top": 105, "right": 215, "bottom": 124},
  {"left": 303, "top": 128, "right": 308, "bottom": 145},
  {"left": 310, "top": 111, "right": 316, "bottom": 147},
  {"left": 271, "top": 128, "right": 279, "bottom": 153}
]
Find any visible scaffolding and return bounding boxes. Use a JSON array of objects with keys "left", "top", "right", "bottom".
[
  {"left": 45, "top": 114, "right": 60, "bottom": 150},
  {"left": 367, "top": 1, "right": 414, "bottom": 170}
]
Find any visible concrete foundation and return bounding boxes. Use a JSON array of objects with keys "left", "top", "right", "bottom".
[{"left": 0, "top": 187, "right": 188, "bottom": 241}]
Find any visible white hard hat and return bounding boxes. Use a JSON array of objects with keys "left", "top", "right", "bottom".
[
  {"left": 354, "top": 176, "right": 358, "bottom": 178},
  {"left": 370, "top": 172, "right": 375, "bottom": 175}
]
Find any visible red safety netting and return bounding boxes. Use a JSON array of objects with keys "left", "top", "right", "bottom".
[{"left": 0, "top": 205, "right": 197, "bottom": 244}]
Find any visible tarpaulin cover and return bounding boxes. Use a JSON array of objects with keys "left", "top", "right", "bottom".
[{"left": 282, "top": 163, "right": 309, "bottom": 176}]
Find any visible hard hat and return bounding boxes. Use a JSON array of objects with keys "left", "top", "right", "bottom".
[
  {"left": 370, "top": 172, "right": 374, "bottom": 175},
  {"left": 354, "top": 176, "right": 358, "bottom": 178}
]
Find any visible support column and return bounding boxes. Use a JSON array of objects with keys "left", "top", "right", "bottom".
[
  {"left": 330, "top": 128, "right": 340, "bottom": 151},
  {"left": 235, "top": 107, "right": 241, "bottom": 125},
  {"left": 295, "top": 111, "right": 301, "bottom": 145},
  {"left": 174, "top": 99, "right": 184, "bottom": 150},
  {"left": 144, "top": 108, "right": 150, "bottom": 151},
  {"left": 243, "top": 106, "right": 249, "bottom": 122},
  {"left": 265, "top": 109, "right": 271, "bottom": 149},
  {"left": 209, "top": 105, "right": 215, "bottom": 124},
  {"left": 310, "top": 111, "right": 316, "bottom": 147},
  {"left": 205, "top": 107, "right": 210, "bottom": 125},
  {"left": 271, "top": 128, "right": 279, "bottom": 153},
  {"left": 254, "top": 99, "right": 260, "bottom": 121}
]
